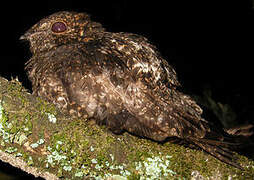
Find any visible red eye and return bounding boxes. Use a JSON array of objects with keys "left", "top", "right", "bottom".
[{"left": 51, "top": 22, "right": 67, "bottom": 33}]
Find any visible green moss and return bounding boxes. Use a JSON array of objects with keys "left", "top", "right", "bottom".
[
  {"left": 5, "top": 146, "right": 17, "bottom": 154},
  {"left": 35, "top": 98, "right": 57, "bottom": 116},
  {"left": 0, "top": 100, "right": 9, "bottom": 127},
  {"left": 106, "top": 135, "right": 115, "bottom": 144},
  {"left": 74, "top": 170, "right": 84, "bottom": 178},
  {"left": 27, "top": 156, "right": 34, "bottom": 166},
  {"left": 14, "top": 132, "right": 28, "bottom": 145}
]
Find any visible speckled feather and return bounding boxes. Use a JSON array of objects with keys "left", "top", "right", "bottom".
[{"left": 22, "top": 11, "right": 243, "bottom": 168}]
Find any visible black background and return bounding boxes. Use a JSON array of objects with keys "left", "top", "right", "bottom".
[{"left": 0, "top": 0, "right": 253, "bottom": 179}]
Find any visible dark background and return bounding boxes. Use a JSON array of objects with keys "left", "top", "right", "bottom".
[{"left": 0, "top": 0, "right": 253, "bottom": 179}]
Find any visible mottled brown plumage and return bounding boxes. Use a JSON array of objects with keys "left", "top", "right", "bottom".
[{"left": 21, "top": 11, "right": 243, "bottom": 168}]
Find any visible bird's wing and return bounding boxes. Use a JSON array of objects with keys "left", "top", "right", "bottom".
[
  {"left": 100, "top": 32, "right": 181, "bottom": 89},
  {"left": 62, "top": 34, "right": 203, "bottom": 140},
  {"left": 89, "top": 33, "right": 207, "bottom": 138}
]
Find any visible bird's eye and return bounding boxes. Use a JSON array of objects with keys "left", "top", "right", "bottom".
[{"left": 51, "top": 22, "right": 67, "bottom": 33}]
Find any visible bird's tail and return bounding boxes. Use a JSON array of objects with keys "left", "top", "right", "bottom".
[
  {"left": 186, "top": 122, "right": 254, "bottom": 169},
  {"left": 187, "top": 136, "right": 242, "bottom": 169}
]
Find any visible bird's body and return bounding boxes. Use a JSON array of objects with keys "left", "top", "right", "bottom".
[{"left": 22, "top": 11, "right": 243, "bottom": 168}]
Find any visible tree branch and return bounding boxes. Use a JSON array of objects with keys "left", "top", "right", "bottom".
[{"left": 0, "top": 76, "right": 253, "bottom": 179}]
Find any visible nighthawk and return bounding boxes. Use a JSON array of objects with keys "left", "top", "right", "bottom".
[{"left": 21, "top": 11, "right": 244, "bottom": 168}]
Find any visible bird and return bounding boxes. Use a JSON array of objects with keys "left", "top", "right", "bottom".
[{"left": 20, "top": 11, "right": 245, "bottom": 169}]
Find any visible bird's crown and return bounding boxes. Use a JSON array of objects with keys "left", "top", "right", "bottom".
[{"left": 20, "top": 11, "right": 104, "bottom": 53}]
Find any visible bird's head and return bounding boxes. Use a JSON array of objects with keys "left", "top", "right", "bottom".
[{"left": 20, "top": 11, "right": 105, "bottom": 53}]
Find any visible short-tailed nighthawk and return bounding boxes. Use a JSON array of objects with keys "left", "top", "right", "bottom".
[{"left": 21, "top": 11, "right": 244, "bottom": 168}]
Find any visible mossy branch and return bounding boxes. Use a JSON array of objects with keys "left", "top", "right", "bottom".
[{"left": 0, "top": 76, "right": 253, "bottom": 180}]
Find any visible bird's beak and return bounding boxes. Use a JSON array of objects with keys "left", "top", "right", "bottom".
[
  {"left": 19, "top": 32, "right": 31, "bottom": 40},
  {"left": 19, "top": 35, "right": 26, "bottom": 40}
]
